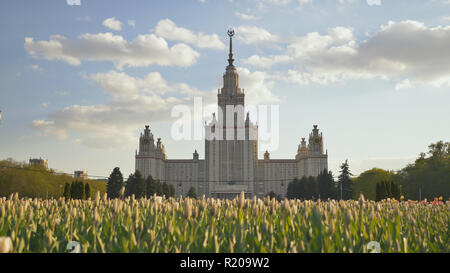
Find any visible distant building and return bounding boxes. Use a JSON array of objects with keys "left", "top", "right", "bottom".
[
  {"left": 74, "top": 170, "right": 88, "bottom": 180},
  {"left": 29, "top": 158, "right": 48, "bottom": 169}
]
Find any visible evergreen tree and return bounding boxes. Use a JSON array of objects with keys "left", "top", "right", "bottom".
[
  {"left": 125, "top": 171, "right": 146, "bottom": 198},
  {"left": 155, "top": 180, "right": 163, "bottom": 196},
  {"left": 145, "top": 175, "right": 156, "bottom": 198},
  {"left": 317, "top": 170, "right": 336, "bottom": 199},
  {"left": 69, "top": 181, "right": 84, "bottom": 199},
  {"left": 125, "top": 173, "right": 135, "bottom": 197},
  {"left": 70, "top": 182, "right": 76, "bottom": 199},
  {"left": 162, "top": 182, "right": 170, "bottom": 197},
  {"left": 338, "top": 159, "right": 353, "bottom": 200},
  {"left": 375, "top": 182, "right": 381, "bottom": 201},
  {"left": 376, "top": 180, "right": 402, "bottom": 201},
  {"left": 78, "top": 181, "right": 85, "bottom": 199},
  {"left": 391, "top": 181, "right": 401, "bottom": 200},
  {"left": 63, "top": 182, "right": 71, "bottom": 199},
  {"left": 134, "top": 170, "right": 146, "bottom": 198},
  {"left": 267, "top": 191, "right": 281, "bottom": 201},
  {"left": 84, "top": 183, "right": 91, "bottom": 199},
  {"left": 187, "top": 187, "right": 197, "bottom": 199},
  {"left": 168, "top": 184, "right": 175, "bottom": 197},
  {"left": 107, "top": 167, "right": 124, "bottom": 199}
]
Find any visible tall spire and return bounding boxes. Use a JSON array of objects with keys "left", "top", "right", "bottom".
[{"left": 227, "top": 28, "right": 235, "bottom": 66}]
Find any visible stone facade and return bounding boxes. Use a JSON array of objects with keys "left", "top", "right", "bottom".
[{"left": 135, "top": 31, "right": 328, "bottom": 199}]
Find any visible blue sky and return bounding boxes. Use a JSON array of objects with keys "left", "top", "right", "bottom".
[{"left": 0, "top": 0, "right": 449, "bottom": 178}]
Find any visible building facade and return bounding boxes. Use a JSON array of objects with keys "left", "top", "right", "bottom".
[
  {"left": 74, "top": 170, "right": 88, "bottom": 180},
  {"left": 135, "top": 30, "right": 328, "bottom": 199},
  {"left": 29, "top": 158, "right": 48, "bottom": 170}
]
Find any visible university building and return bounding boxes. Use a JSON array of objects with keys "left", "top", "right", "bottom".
[{"left": 135, "top": 30, "right": 328, "bottom": 198}]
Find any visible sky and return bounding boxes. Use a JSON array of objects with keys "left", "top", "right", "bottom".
[{"left": 0, "top": 0, "right": 449, "bottom": 179}]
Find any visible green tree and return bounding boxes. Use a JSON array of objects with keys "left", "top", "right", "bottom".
[
  {"left": 338, "top": 159, "right": 353, "bottom": 200},
  {"left": 70, "top": 181, "right": 84, "bottom": 199},
  {"left": 266, "top": 191, "right": 281, "bottom": 201},
  {"left": 168, "top": 184, "right": 175, "bottom": 197},
  {"left": 70, "top": 182, "right": 76, "bottom": 199},
  {"left": 84, "top": 183, "right": 91, "bottom": 199},
  {"left": 145, "top": 175, "right": 156, "bottom": 198},
  {"left": 107, "top": 167, "right": 124, "bottom": 199},
  {"left": 317, "top": 170, "right": 335, "bottom": 199},
  {"left": 376, "top": 180, "right": 401, "bottom": 201},
  {"left": 186, "top": 186, "right": 197, "bottom": 199},
  {"left": 353, "top": 168, "right": 394, "bottom": 200},
  {"left": 375, "top": 182, "right": 381, "bottom": 202},
  {"left": 125, "top": 171, "right": 146, "bottom": 198},
  {"left": 63, "top": 182, "right": 71, "bottom": 199},
  {"left": 155, "top": 180, "right": 163, "bottom": 196},
  {"left": 125, "top": 173, "right": 135, "bottom": 197},
  {"left": 396, "top": 141, "right": 450, "bottom": 200},
  {"left": 162, "top": 182, "right": 170, "bottom": 197}
]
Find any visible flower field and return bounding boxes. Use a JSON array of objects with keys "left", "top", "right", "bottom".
[{"left": 0, "top": 192, "right": 448, "bottom": 253}]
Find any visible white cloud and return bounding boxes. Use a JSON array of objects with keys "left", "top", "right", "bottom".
[
  {"left": 237, "top": 67, "right": 279, "bottom": 105},
  {"left": 30, "top": 64, "right": 43, "bottom": 72},
  {"left": 243, "top": 54, "right": 291, "bottom": 68},
  {"left": 31, "top": 65, "right": 279, "bottom": 150},
  {"left": 235, "top": 25, "right": 281, "bottom": 48},
  {"left": 395, "top": 79, "right": 413, "bottom": 90},
  {"left": 32, "top": 71, "right": 215, "bottom": 150},
  {"left": 32, "top": 120, "right": 67, "bottom": 140},
  {"left": 66, "top": 0, "right": 81, "bottom": 6},
  {"left": 269, "top": 21, "right": 450, "bottom": 87},
  {"left": 128, "top": 20, "right": 136, "bottom": 27},
  {"left": 24, "top": 32, "right": 200, "bottom": 69},
  {"left": 102, "top": 17, "right": 123, "bottom": 31},
  {"left": 235, "top": 12, "right": 260, "bottom": 20},
  {"left": 155, "top": 19, "right": 225, "bottom": 50}
]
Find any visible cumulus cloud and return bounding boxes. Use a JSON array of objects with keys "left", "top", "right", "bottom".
[
  {"left": 32, "top": 120, "right": 67, "bottom": 140},
  {"left": 24, "top": 33, "right": 199, "bottom": 69},
  {"left": 155, "top": 19, "right": 225, "bottom": 50},
  {"left": 31, "top": 71, "right": 217, "bottom": 150},
  {"left": 243, "top": 54, "right": 291, "bottom": 68},
  {"left": 102, "top": 17, "right": 123, "bottom": 31},
  {"left": 237, "top": 67, "right": 279, "bottom": 105},
  {"left": 235, "top": 25, "right": 281, "bottom": 48},
  {"left": 31, "top": 65, "right": 279, "bottom": 150},
  {"left": 250, "top": 21, "right": 450, "bottom": 87},
  {"left": 235, "top": 12, "right": 260, "bottom": 21}
]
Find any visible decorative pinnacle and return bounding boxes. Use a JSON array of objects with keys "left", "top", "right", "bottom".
[{"left": 227, "top": 28, "right": 235, "bottom": 66}]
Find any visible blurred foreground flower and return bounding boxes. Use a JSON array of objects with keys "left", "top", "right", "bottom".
[{"left": 0, "top": 237, "right": 12, "bottom": 253}]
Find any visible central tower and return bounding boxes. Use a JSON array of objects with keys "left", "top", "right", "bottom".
[
  {"left": 205, "top": 29, "right": 258, "bottom": 198},
  {"left": 217, "top": 29, "right": 245, "bottom": 140}
]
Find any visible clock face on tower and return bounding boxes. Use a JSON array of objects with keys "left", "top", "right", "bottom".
[
  {"left": 314, "top": 137, "right": 320, "bottom": 144},
  {"left": 143, "top": 139, "right": 149, "bottom": 144}
]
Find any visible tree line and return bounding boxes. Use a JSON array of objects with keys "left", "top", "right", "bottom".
[
  {"left": 286, "top": 159, "right": 357, "bottom": 200},
  {"left": 63, "top": 181, "right": 91, "bottom": 199},
  {"left": 353, "top": 141, "right": 449, "bottom": 201},
  {"left": 107, "top": 167, "right": 181, "bottom": 199}
]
